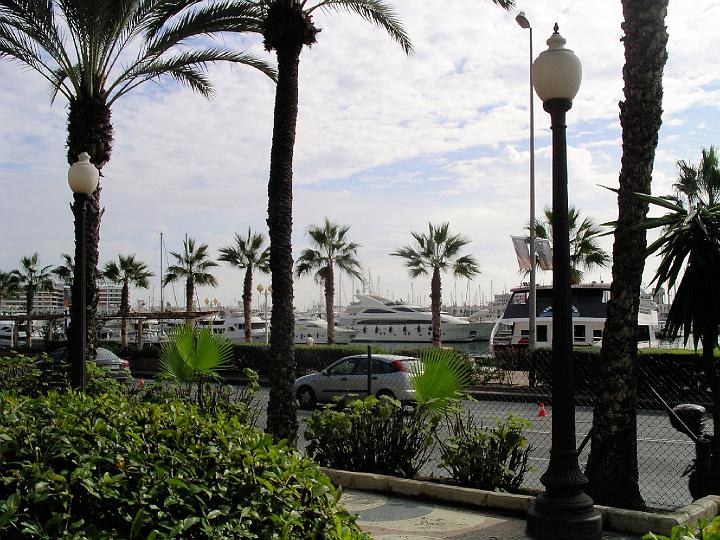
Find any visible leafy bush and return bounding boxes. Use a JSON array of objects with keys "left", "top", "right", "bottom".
[
  {"left": 304, "top": 396, "right": 438, "bottom": 478},
  {"left": 438, "top": 413, "right": 533, "bottom": 492},
  {"left": 643, "top": 516, "right": 720, "bottom": 540},
  {"left": 135, "top": 369, "right": 261, "bottom": 425},
  {"left": 0, "top": 391, "right": 367, "bottom": 539}
]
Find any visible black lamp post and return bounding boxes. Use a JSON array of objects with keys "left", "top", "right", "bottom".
[
  {"left": 525, "top": 25, "right": 603, "bottom": 540},
  {"left": 68, "top": 152, "right": 99, "bottom": 392}
]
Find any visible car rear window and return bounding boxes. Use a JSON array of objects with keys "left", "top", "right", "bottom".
[{"left": 399, "top": 359, "right": 423, "bottom": 373}]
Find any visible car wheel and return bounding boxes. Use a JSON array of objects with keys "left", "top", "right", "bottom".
[
  {"left": 375, "top": 389, "right": 395, "bottom": 399},
  {"left": 296, "top": 386, "right": 317, "bottom": 409}
]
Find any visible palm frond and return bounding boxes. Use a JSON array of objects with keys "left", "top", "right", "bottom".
[
  {"left": 410, "top": 348, "right": 470, "bottom": 412},
  {"left": 309, "top": 0, "right": 412, "bottom": 54}
]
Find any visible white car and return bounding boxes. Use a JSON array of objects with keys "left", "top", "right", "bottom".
[{"left": 293, "top": 354, "right": 421, "bottom": 409}]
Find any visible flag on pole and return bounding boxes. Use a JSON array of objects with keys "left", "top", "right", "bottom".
[
  {"left": 511, "top": 236, "right": 532, "bottom": 270},
  {"left": 536, "top": 238, "right": 553, "bottom": 270}
]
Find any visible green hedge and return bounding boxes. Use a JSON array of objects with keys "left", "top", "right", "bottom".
[
  {"left": 0, "top": 391, "right": 367, "bottom": 539},
  {"left": 127, "top": 343, "right": 404, "bottom": 379}
]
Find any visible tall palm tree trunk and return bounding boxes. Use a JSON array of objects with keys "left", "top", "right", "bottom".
[
  {"left": 266, "top": 42, "right": 302, "bottom": 443},
  {"left": 120, "top": 282, "right": 130, "bottom": 348},
  {"left": 585, "top": 0, "right": 668, "bottom": 510},
  {"left": 186, "top": 277, "right": 194, "bottom": 325},
  {"left": 430, "top": 268, "right": 442, "bottom": 347},
  {"left": 325, "top": 261, "right": 335, "bottom": 344},
  {"left": 243, "top": 268, "right": 253, "bottom": 343},
  {"left": 25, "top": 289, "right": 33, "bottom": 348},
  {"left": 66, "top": 92, "right": 113, "bottom": 362}
]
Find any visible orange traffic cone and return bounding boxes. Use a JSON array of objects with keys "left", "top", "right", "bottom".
[{"left": 538, "top": 402, "right": 547, "bottom": 417}]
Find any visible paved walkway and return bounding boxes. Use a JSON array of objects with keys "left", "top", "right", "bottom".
[{"left": 341, "top": 489, "right": 644, "bottom": 540}]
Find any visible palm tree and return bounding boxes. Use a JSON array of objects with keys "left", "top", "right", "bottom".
[
  {"left": 392, "top": 223, "right": 480, "bottom": 347},
  {"left": 638, "top": 191, "right": 720, "bottom": 496},
  {"left": 218, "top": 228, "right": 270, "bottom": 343},
  {"left": 0, "top": 271, "right": 20, "bottom": 315},
  {"left": 12, "top": 253, "right": 55, "bottom": 347},
  {"left": 296, "top": 218, "right": 363, "bottom": 344},
  {"left": 227, "top": 0, "right": 418, "bottom": 443},
  {"left": 674, "top": 146, "right": 720, "bottom": 206},
  {"left": 103, "top": 255, "right": 153, "bottom": 348},
  {"left": 585, "top": 0, "right": 669, "bottom": 510},
  {"left": 218, "top": 227, "right": 270, "bottom": 343},
  {"left": 52, "top": 254, "right": 74, "bottom": 286},
  {"left": 0, "top": 1, "right": 276, "bottom": 362},
  {"left": 534, "top": 207, "right": 610, "bottom": 284},
  {"left": 164, "top": 237, "right": 218, "bottom": 322}
]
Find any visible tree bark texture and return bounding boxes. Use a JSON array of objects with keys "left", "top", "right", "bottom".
[
  {"left": 66, "top": 92, "right": 113, "bottom": 361},
  {"left": 585, "top": 0, "right": 668, "bottom": 510},
  {"left": 430, "top": 267, "right": 441, "bottom": 347},
  {"left": 121, "top": 281, "right": 129, "bottom": 348},
  {"left": 265, "top": 42, "right": 302, "bottom": 443},
  {"left": 243, "top": 267, "right": 253, "bottom": 343},
  {"left": 186, "top": 277, "right": 194, "bottom": 324},
  {"left": 325, "top": 261, "right": 335, "bottom": 345}
]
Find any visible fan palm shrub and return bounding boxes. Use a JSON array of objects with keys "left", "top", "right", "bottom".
[
  {"left": 160, "top": 325, "right": 233, "bottom": 411},
  {"left": 0, "top": 0, "right": 276, "bottom": 361},
  {"left": 103, "top": 255, "right": 153, "bottom": 348},
  {"left": 392, "top": 223, "right": 480, "bottom": 347},
  {"left": 218, "top": 228, "right": 270, "bottom": 343},
  {"left": 296, "top": 218, "right": 363, "bottom": 344}
]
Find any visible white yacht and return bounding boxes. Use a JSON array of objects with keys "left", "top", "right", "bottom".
[
  {"left": 195, "top": 313, "right": 268, "bottom": 343},
  {"left": 337, "top": 294, "right": 479, "bottom": 343},
  {"left": 295, "top": 315, "right": 355, "bottom": 344},
  {"left": 490, "top": 282, "right": 661, "bottom": 349},
  {"left": 0, "top": 321, "right": 26, "bottom": 347}
]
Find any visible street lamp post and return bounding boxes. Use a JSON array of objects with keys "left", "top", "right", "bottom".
[
  {"left": 515, "top": 11, "right": 537, "bottom": 352},
  {"left": 257, "top": 284, "right": 271, "bottom": 343},
  {"left": 68, "top": 152, "right": 99, "bottom": 392},
  {"left": 526, "top": 25, "right": 602, "bottom": 540}
]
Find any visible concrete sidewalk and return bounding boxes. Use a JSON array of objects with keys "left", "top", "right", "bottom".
[{"left": 341, "top": 489, "right": 643, "bottom": 540}]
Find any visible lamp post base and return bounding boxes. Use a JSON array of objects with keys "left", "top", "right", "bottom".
[{"left": 527, "top": 491, "right": 602, "bottom": 540}]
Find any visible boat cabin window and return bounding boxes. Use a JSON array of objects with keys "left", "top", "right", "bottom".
[
  {"left": 602, "top": 290, "right": 610, "bottom": 303},
  {"left": 574, "top": 325, "right": 586, "bottom": 342},
  {"left": 593, "top": 329, "right": 603, "bottom": 341},
  {"left": 537, "top": 325, "right": 548, "bottom": 342},
  {"left": 511, "top": 292, "right": 528, "bottom": 305},
  {"left": 364, "top": 308, "right": 395, "bottom": 314},
  {"left": 394, "top": 307, "right": 415, "bottom": 312}
]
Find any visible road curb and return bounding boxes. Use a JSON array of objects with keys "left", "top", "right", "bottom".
[{"left": 321, "top": 468, "right": 720, "bottom": 536}]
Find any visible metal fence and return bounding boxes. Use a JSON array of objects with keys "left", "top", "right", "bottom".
[{"left": 286, "top": 346, "right": 713, "bottom": 511}]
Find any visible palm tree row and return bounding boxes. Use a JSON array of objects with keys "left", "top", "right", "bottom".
[{"left": 1, "top": 0, "right": 517, "bottom": 443}]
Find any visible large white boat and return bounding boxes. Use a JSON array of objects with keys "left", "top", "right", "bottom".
[
  {"left": 295, "top": 315, "right": 355, "bottom": 344},
  {"left": 337, "top": 294, "right": 480, "bottom": 343},
  {"left": 490, "top": 282, "right": 661, "bottom": 349}
]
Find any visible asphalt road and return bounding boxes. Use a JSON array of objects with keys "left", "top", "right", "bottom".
[{"left": 250, "top": 388, "right": 699, "bottom": 510}]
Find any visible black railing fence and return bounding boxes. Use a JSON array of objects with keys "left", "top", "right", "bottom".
[
  {"left": 285, "top": 346, "right": 713, "bottom": 511},
  {"left": 81, "top": 342, "right": 719, "bottom": 510}
]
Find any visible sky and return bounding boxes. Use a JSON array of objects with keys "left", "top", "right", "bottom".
[{"left": 1, "top": 0, "right": 719, "bottom": 313}]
